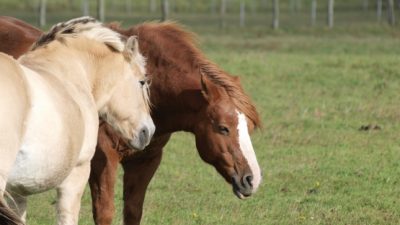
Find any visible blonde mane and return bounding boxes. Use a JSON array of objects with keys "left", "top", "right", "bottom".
[{"left": 32, "top": 16, "right": 124, "bottom": 52}]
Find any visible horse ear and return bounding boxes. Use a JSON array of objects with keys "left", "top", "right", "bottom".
[
  {"left": 125, "top": 35, "right": 139, "bottom": 56},
  {"left": 200, "top": 73, "right": 221, "bottom": 102}
]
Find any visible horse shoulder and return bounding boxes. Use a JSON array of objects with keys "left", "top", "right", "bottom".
[{"left": 0, "top": 53, "right": 30, "bottom": 117}]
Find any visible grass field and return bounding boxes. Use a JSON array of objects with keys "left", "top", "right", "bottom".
[{"left": 3, "top": 12, "right": 400, "bottom": 225}]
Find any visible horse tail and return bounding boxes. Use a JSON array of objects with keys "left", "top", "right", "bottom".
[{"left": 0, "top": 197, "right": 23, "bottom": 225}]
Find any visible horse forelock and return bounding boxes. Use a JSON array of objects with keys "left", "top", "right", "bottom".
[
  {"left": 199, "top": 62, "right": 262, "bottom": 129},
  {"left": 32, "top": 16, "right": 124, "bottom": 52}
]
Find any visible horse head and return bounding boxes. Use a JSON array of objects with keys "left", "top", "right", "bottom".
[
  {"left": 100, "top": 35, "right": 155, "bottom": 151},
  {"left": 193, "top": 74, "right": 261, "bottom": 199},
  {"left": 37, "top": 17, "right": 155, "bottom": 151}
]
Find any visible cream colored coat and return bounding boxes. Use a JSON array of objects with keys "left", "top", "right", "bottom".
[{"left": 0, "top": 17, "right": 154, "bottom": 225}]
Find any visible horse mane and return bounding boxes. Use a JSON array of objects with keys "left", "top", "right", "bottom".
[
  {"left": 32, "top": 16, "right": 124, "bottom": 52},
  {"left": 109, "top": 21, "right": 261, "bottom": 129}
]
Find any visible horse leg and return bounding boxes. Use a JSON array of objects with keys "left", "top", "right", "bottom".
[
  {"left": 89, "top": 144, "right": 120, "bottom": 225},
  {"left": 121, "top": 134, "right": 170, "bottom": 225},
  {"left": 0, "top": 179, "right": 24, "bottom": 225},
  {"left": 7, "top": 194, "right": 27, "bottom": 223},
  {"left": 56, "top": 162, "right": 90, "bottom": 225},
  {"left": 0, "top": 138, "right": 24, "bottom": 224}
]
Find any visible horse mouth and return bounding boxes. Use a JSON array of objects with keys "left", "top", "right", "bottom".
[
  {"left": 233, "top": 187, "right": 252, "bottom": 199},
  {"left": 231, "top": 175, "right": 253, "bottom": 199}
]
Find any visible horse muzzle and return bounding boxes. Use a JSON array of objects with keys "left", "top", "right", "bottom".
[
  {"left": 128, "top": 120, "right": 155, "bottom": 151},
  {"left": 231, "top": 173, "right": 254, "bottom": 199}
]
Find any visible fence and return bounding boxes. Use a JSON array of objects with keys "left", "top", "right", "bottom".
[{"left": 1, "top": 0, "right": 398, "bottom": 29}]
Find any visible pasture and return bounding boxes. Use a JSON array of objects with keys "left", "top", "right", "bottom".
[{"left": 2, "top": 10, "right": 400, "bottom": 225}]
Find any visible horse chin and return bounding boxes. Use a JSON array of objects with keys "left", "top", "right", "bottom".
[
  {"left": 128, "top": 140, "right": 146, "bottom": 151},
  {"left": 232, "top": 187, "right": 251, "bottom": 200}
]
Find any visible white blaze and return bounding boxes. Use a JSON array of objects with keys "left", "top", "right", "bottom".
[{"left": 237, "top": 111, "right": 261, "bottom": 192}]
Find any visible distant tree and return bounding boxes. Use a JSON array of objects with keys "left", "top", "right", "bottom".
[
  {"left": 161, "top": 0, "right": 169, "bottom": 21},
  {"left": 39, "top": 0, "right": 46, "bottom": 27},
  {"left": 97, "top": 0, "right": 104, "bottom": 22},
  {"left": 327, "top": 0, "right": 334, "bottom": 28},
  {"left": 387, "top": 0, "right": 396, "bottom": 25},
  {"left": 272, "top": 0, "right": 279, "bottom": 29},
  {"left": 311, "top": 0, "right": 317, "bottom": 26}
]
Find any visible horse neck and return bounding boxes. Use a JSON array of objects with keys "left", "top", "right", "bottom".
[
  {"left": 19, "top": 43, "right": 90, "bottom": 90},
  {"left": 151, "top": 72, "right": 205, "bottom": 135},
  {"left": 19, "top": 40, "right": 122, "bottom": 110}
]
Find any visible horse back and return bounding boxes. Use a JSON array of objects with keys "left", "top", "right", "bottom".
[{"left": 0, "top": 16, "right": 41, "bottom": 59}]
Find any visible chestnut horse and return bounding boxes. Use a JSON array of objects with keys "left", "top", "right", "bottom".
[{"left": 0, "top": 16, "right": 262, "bottom": 225}]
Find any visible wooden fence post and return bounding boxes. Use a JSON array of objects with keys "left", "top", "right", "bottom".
[
  {"left": 126, "top": 0, "right": 132, "bottom": 14},
  {"left": 240, "top": 1, "right": 245, "bottom": 27},
  {"left": 68, "top": 0, "right": 75, "bottom": 9},
  {"left": 387, "top": 0, "right": 396, "bottom": 25},
  {"left": 311, "top": 0, "right": 317, "bottom": 26},
  {"left": 327, "top": 0, "right": 334, "bottom": 28},
  {"left": 161, "top": 0, "right": 169, "bottom": 21},
  {"left": 150, "top": 0, "right": 156, "bottom": 12},
  {"left": 210, "top": 0, "right": 217, "bottom": 14},
  {"left": 272, "top": 0, "right": 279, "bottom": 29},
  {"left": 363, "top": 0, "right": 369, "bottom": 11},
  {"left": 97, "top": 0, "right": 105, "bottom": 22},
  {"left": 220, "top": 0, "right": 226, "bottom": 28},
  {"left": 82, "top": 0, "right": 89, "bottom": 16},
  {"left": 39, "top": 0, "right": 46, "bottom": 27},
  {"left": 377, "top": 0, "right": 382, "bottom": 21}
]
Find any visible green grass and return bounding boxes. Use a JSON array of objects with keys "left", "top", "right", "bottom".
[{"left": 6, "top": 15, "right": 400, "bottom": 225}]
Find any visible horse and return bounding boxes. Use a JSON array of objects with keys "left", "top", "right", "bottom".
[
  {"left": 0, "top": 17, "right": 262, "bottom": 225},
  {"left": 0, "top": 16, "right": 42, "bottom": 59},
  {"left": 0, "top": 17, "right": 155, "bottom": 225}
]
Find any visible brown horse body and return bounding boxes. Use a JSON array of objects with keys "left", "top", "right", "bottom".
[
  {"left": 0, "top": 17, "right": 262, "bottom": 225},
  {"left": 0, "top": 16, "right": 41, "bottom": 58}
]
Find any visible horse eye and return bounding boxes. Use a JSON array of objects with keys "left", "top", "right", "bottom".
[{"left": 218, "top": 125, "right": 229, "bottom": 136}]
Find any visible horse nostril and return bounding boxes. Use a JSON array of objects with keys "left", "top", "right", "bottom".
[
  {"left": 243, "top": 174, "right": 253, "bottom": 188},
  {"left": 140, "top": 127, "right": 149, "bottom": 142}
]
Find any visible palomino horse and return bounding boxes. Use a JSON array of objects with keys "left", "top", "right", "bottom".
[
  {"left": 0, "top": 17, "right": 154, "bottom": 225},
  {"left": 0, "top": 17, "right": 262, "bottom": 225}
]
